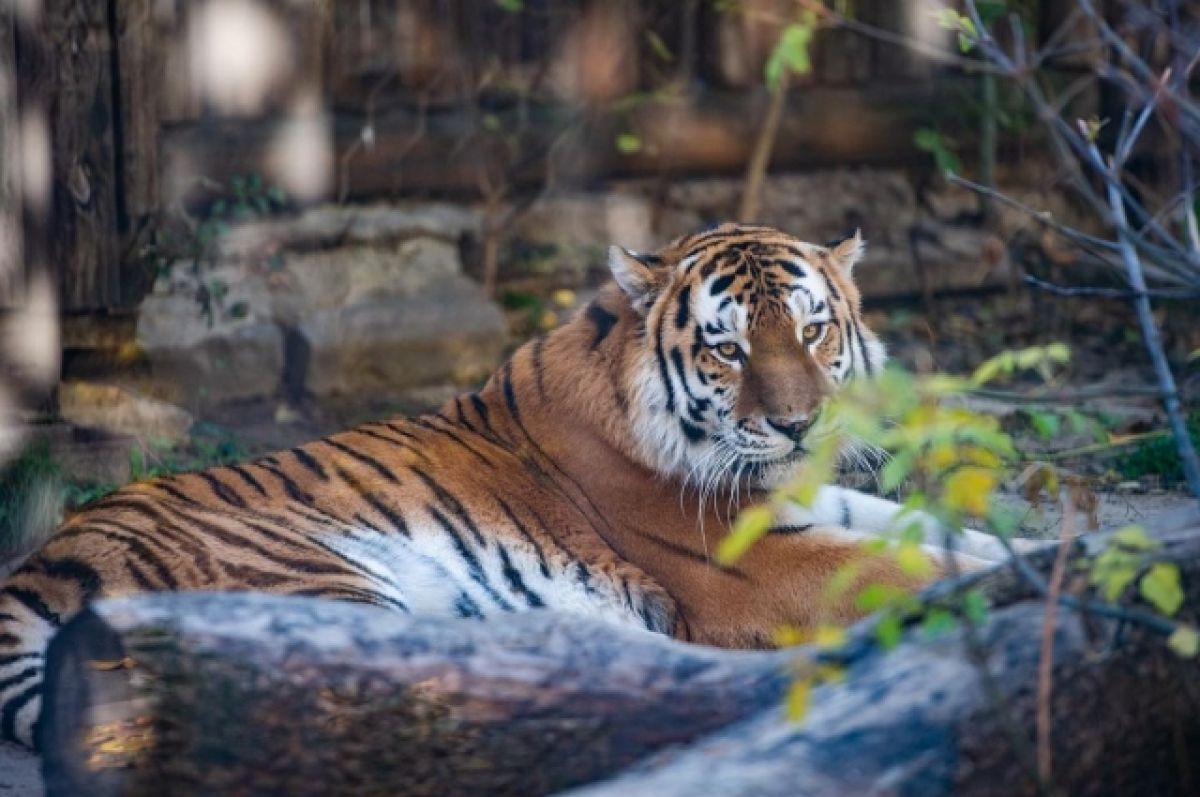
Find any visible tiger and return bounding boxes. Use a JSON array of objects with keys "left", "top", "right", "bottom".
[{"left": 0, "top": 223, "right": 1019, "bottom": 749}]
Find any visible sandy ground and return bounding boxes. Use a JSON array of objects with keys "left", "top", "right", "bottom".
[{"left": 0, "top": 492, "right": 1194, "bottom": 794}]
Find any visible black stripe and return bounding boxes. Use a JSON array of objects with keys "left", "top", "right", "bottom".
[
  {"left": 427, "top": 506, "right": 514, "bottom": 611},
  {"left": 769, "top": 524, "right": 814, "bottom": 535},
  {"left": 818, "top": 269, "right": 843, "bottom": 302},
  {"left": 321, "top": 438, "right": 401, "bottom": 484},
  {"left": 531, "top": 336, "right": 549, "bottom": 399},
  {"left": 0, "top": 654, "right": 39, "bottom": 668},
  {"left": 291, "top": 447, "right": 328, "bottom": 480},
  {"left": 153, "top": 482, "right": 203, "bottom": 506},
  {"left": 493, "top": 496, "right": 551, "bottom": 578},
  {"left": 840, "top": 494, "right": 852, "bottom": 528},
  {"left": 0, "top": 666, "right": 38, "bottom": 694},
  {"left": 502, "top": 360, "right": 521, "bottom": 422},
  {"left": 199, "top": 471, "right": 248, "bottom": 509},
  {"left": 679, "top": 418, "right": 706, "bottom": 442},
  {"left": 0, "top": 588, "right": 59, "bottom": 626},
  {"left": 851, "top": 318, "right": 875, "bottom": 377},
  {"left": 413, "top": 418, "right": 495, "bottom": 469},
  {"left": 227, "top": 465, "right": 269, "bottom": 497},
  {"left": 469, "top": 393, "right": 491, "bottom": 430},
  {"left": 674, "top": 285, "right": 691, "bottom": 328},
  {"left": 256, "top": 462, "right": 315, "bottom": 504},
  {"left": 496, "top": 545, "right": 545, "bottom": 608},
  {"left": 709, "top": 274, "right": 736, "bottom": 295},
  {"left": 362, "top": 492, "right": 411, "bottom": 537},
  {"left": 0, "top": 682, "right": 40, "bottom": 743},
  {"left": 586, "top": 302, "right": 618, "bottom": 350},
  {"left": 653, "top": 318, "right": 676, "bottom": 413},
  {"left": 411, "top": 469, "right": 485, "bottom": 546},
  {"left": 34, "top": 556, "right": 102, "bottom": 603}
]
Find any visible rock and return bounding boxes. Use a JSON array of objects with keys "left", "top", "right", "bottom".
[
  {"left": 135, "top": 203, "right": 506, "bottom": 408},
  {"left": 302, "top": 274, "right": 506, "bottom": 398},
  {"left": 513, "top": 193, "right": 656, "bottom": 251},
  {"left": 57, "top": 382, "right": 194, "bottom": 443},
  {"left": 217, "top": 203, "right": 482, "bottom": 261},
  {"left": 136, "top": 278, "right": 284, "bottom": 408}
]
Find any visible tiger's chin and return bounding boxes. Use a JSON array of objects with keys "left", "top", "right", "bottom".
[{"left": 729, "top": 450, "right": 806, "bottom": 490}]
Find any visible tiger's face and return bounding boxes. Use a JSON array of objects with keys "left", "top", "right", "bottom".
[{"left": 610, "top": 223, "right": 885, "bottom": 490}]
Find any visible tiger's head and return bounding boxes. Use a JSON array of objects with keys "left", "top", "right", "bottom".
[{"left": 606, "top": 223, "right": 885, "bottom": 490}]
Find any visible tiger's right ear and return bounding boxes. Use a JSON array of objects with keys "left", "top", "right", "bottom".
[{"left": 608, "top": 246, "right": 663, "bottom": 313}]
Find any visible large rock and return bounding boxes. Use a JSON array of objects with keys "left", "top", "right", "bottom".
[
  {"left": 136, "top": 203, "right": 505, "bottom": 408},
  {"left": 302, "top": 274, "right": 506, "bottom": 397},
  {"left": 136, "top": 266, "right": 284, "bottom": 407},
  {"left": 57, "top": 382, "right": 194, "bottom": 443}
]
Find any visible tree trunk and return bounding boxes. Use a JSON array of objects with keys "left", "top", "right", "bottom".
[{"left": 41, "top": 511, "right": 1200, "bottom": 797}]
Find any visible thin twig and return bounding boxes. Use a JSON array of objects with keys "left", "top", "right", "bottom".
[
  {"left": 1037, "top": 494, "right": 1075, "bottom": 784},
  {"left": 1093, "top": 142, "right": 1200, "bottom": 499},
  {"left": 1022, "top": 274, "right": 1200, "bottom": 300}
]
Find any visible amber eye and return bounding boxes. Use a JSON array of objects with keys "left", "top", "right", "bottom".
[
  {"left": 713, "top": 341, "right": 745, "bottom": 362},
  {"left": 802, "top": 322, "right": 825, "bottom": 344}
]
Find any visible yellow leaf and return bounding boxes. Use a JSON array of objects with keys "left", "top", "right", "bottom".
[
  {"left": 551, "top": 289, "right": 576, "bottom": 308},
  {"left": 896, "top": 542, "right": 934, "bottom": 578},
  {"left": 1168, "top": 626, "right": 1200, "bottom": 658},
  {"left": 773, "top": 625, "right": 806, "bottom": 647},
  {"left": 943, "top": 467, "right": 996, "bottom": 516},
  {"left": 717, "top": 505, "right": 773, "bottom": 564},
  {"left": 786, "top": 677, "right": 812, "bottom": 722},
  {"left": 812, "top": 624, "right": 847, "bottom": 649}
]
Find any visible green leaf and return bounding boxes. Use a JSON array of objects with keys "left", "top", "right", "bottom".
[
  {"left": 764, "top": 22, "right": 813, "bottom": 90},
  {"left": 717, "top": 505, "right": 773, "bottom": 564},
  {"left": 615, "top": 133, "right": 642, "bottom": 154},
  {"left": 1168, "top": 626, "right": 1200, "bottom": 658},
  {"left": 1027, "top": 410, "right": 1061, "bottom": 440},
  {"left": 874, "top": 612, "right": 903, "bottom": 650},
  {"left": 962, "top": 590, "right": 989, "bottom": 626},
  {"left": 856, "top": 583, "right": 904, "bottom": 612},
  {"left": 1111, "top": 525, "right": 1159, "bottom": 552},
  {"left": 1140, "top": 562, "right": 1184, "bottom": 617},
  {"left": 495, "top": 0, "right": 522, "bottom": 11},
  {"left": 880, "top": 449, "right": 916, "bottom": 492},
  {"left": 921, "top": 607, "right": 956, "bottom": 637}
]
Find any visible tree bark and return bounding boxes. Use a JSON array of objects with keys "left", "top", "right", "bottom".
[
  {"left": 41, "top": 511, "right": 1200, "bottom": 797},
  {"left": 39, "top": 596, "right": 793, "bottom": 797}
]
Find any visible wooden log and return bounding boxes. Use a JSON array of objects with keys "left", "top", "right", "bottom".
[
  {"left": 39, "top": 595, "right": 793, "bottom": 797},
  {"left": 570, "top": 520, "right": 1200, "bottom": 797}
]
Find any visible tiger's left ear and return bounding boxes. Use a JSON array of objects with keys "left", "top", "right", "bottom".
[
  {"left": 608, "top": 246, "right": 664, "bottom": 314},
  {"left": 828, "top": 229, "right": 866, "bottom": 276}
]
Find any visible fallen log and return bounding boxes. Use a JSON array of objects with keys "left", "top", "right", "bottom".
[
  {"left": 39, "top": 594, "right": 794, "bottom": 797},
  {"left": 39, "top": 510, "right": 1200, "bottom": 796},
  {"left": 570, "top": 517, "right": 1200, "bottom": 797}
]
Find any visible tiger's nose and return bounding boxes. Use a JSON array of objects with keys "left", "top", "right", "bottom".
[{"left": 766, "top": 416, "right": 814, "bottom": 442}]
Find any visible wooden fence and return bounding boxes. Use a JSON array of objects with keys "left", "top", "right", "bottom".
[{"left": 5, "top": 0, "right": 1079, "bottom": 311}]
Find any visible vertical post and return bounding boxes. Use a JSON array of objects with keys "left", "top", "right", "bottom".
[
  {"left": 0, "top": 1, "right": 22, "bottom": 307},
  {"left": 34, "top": 1, "right": 122, "bottom": 311}
]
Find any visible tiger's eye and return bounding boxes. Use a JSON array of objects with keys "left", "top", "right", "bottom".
[
  {"left": 714, "top": 342, "right": 744, "bottom": 362},
  {"left": 802, "top": 323, "right": 824, "bottom": 343}
]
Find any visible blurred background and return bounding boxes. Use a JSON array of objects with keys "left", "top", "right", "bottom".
[{"left": 1, "top": 0, "right": 1198, "bottom": 562}]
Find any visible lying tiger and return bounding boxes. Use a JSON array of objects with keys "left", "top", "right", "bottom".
[{"left": 0, "top": 223, "right": 1018, "bottom": 748}]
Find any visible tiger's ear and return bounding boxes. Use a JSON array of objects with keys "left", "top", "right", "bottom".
[
  {"left": 608, "top": 246, "right": 663, "bottom": 313},
  {"left": 828, "top": 229, "right": 865, "bottom": 276}
]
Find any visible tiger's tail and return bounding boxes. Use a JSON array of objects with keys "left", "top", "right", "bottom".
[{"left": 0, "top": 579, "right": 76, "bottom": 748}]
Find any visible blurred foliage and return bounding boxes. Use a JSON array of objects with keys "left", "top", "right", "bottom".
[
  {"left": 717, "top": 344, "right": 1196, "bottom": 720},
  {"left": 1115, "top": 410, "right": 1200, "bottom": 486},
  {"left": 0, "top": 424, "right": 250, "bottom": 555}
]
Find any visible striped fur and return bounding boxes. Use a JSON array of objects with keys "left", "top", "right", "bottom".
[{"left": 0, "top": 224, "right": 996, "bottom": 748}]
